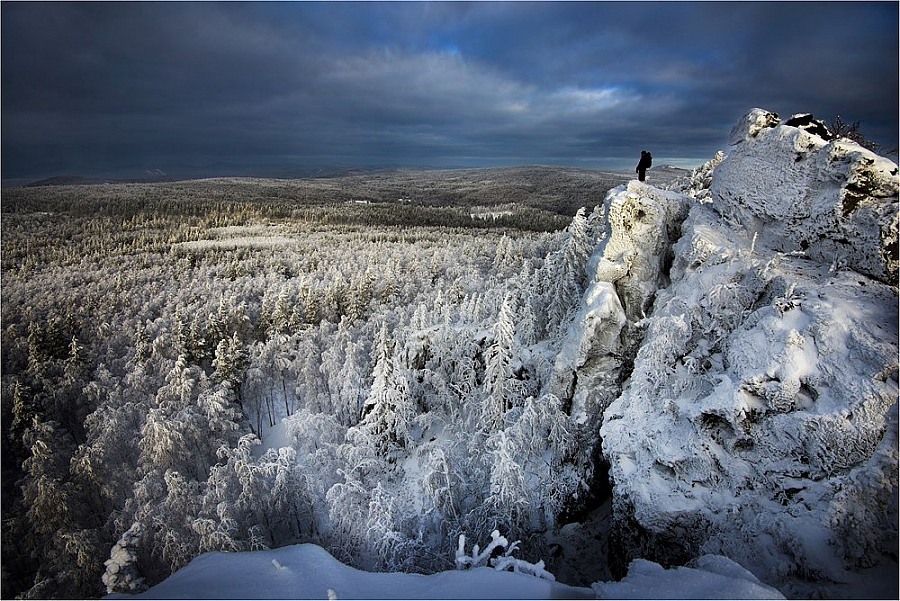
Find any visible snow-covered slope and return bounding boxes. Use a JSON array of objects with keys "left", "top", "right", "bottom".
[
  {"left": 595, "top": 109, "right": 898, "bottom": 598},
  {"left": 109, "top": 542, "right": 784, "bottom": 600}
]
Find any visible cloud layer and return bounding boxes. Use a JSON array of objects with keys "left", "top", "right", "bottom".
[{"left": 2, "top": 2, "right": 897, "bottom": 180}]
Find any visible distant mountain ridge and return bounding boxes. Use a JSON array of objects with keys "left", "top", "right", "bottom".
[
  {"left": 12, "top": 165, "right": 686, "bottom": 217},
  {"left": 18, "top": 164, "right": 689, "bottom": 194}
]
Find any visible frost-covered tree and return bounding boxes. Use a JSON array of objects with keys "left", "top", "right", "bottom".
[
  {"left": 417, "top": 442, "right": 461, "bottom": 527},
  {"left": 70, "top": 394, "right": 144, "bottom": 512},
  {"left": 212, "top": 333, "right": 249, "bottom": 407},
  {"left": 63, "top": 335, "right": 88, "bottom": 383},
  {"left": 481, "top": 295, "right": 525, "bottom": 431},
  {"left": 16, "top": 417, "right": 99, "bottom": 598},
  {"left": 361, "top": 482, "right": 422, "bottom": 571},
  {"left": 154, "top": 355, "right": 203, "bottom": 415},
  {"left": 232, "top": 446, "right": 311, "bottom": 547},
  {"left": 172, "top": 309, "right": 191, "bottom": 359},
  {"left": 348, "top": 323, "right": 416, "bottom": 460},
  {"left": 195, "top": 434, "right": 259, "bottom": 553},
  {"left": 244, "top": 336, "right": 299, "bottom": 433},
  {"left": 10, "top": 379, "right": 37, "bottom": 450},
  {"left": 197, "top": 381, "right": 245, "bottom": 452},
  {"left": 155, "top": 470, "right": 202, "bottom": 571},
  {"left": 325, "top": 469, "right": 371, "bottom": 562},
  {"left": 268, "top": 287, "right": 294, "bottom": 336},
  {"left": 544, "top": 207, "right": 593, "bottom": 335},
  {"left": 511, "top": 259, "right": 540, "bottom": 346},
  {"left": 320, "top": 318, "right": 369, "bottom": 425},
  {"left": 102, "top": 521, "right": 147, "bottom": 594},
  {"left": 484, "top": 429, "right": 529, "bottom": 532},
  {"left": 134, "top": 322, "right": 152, "bottom": 364},
  {"left": 669, "top": 150, "right": 725, "bottom": 201},
  {"left": 507, "top": 395, "right": 582, "bottom": 531},
  {"left": 20, "top": 418, "right": 76, "bottom": 548},
  {"left": 139, "top": 407, "right": 189, "bottom": 478}
]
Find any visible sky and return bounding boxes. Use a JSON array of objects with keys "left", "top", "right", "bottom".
[{"left": 2, "top": 1, "right": 898, "bottom": 182}]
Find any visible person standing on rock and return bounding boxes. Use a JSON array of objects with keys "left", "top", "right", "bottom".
[{"left": 636, "top": 150, "right": 652, "bottom": 181}]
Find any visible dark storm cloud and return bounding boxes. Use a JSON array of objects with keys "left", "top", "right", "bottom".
[{"left": 2, "top": 1, "right": 897, "bottom": 181}]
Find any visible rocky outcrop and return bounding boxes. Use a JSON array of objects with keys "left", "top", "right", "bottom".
[
  {"left": 551, "top": 182, "right": 692, "bottom": 425},
  {"left": 714, "top": 108, "right": 899, "bottom": 284},
  {"left": 590, "top": 182, "right": 691, "bottom": 322},
  {"left": 580, "top": 109, "right": 898, "bottom": 597}
]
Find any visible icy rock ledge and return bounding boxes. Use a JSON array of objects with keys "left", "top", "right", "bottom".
[{"left": 593, "top": 109, "right": 898, "bottom": 598}]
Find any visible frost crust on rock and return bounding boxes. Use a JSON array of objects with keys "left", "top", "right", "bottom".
[
  {"left": 552, "top": 181, "right": 691, "bottom": 423},
  {"left": 588, "top": 109, "right": 899, "bottom": 597},
  {"left": 713, "top": 108, "right": 899, "bottom": 284}
]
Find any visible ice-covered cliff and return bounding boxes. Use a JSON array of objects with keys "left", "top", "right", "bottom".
[{"left": 586, "top": 109, "right": 898, "bottom": 598}]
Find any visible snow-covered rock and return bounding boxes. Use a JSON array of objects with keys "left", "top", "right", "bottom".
[
  {"left": 551, "top": 182, "right": 692, "bottom": 423},
  {"left": 596, "top": 109, "right": 899, "bottom": 598},
  {"left": 589, "top": 181, "right": 691, "bottom": 322},
  {"left": 551, "top": 280, "right": 626, "bottom": 424},
  {"left": 714, "top": 107, "right": 899, "bottom": 284}
]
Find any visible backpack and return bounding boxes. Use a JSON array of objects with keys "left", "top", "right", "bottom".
[{"left": 646, "top": 153, "right": 652, "bottom": 168}]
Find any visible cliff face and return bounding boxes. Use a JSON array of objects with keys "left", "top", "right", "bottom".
[
  {"left": 578, "top": 109, "right": 898, "bottom": 597},
  {"left": 551, "top": 182, "right": 690, "bottom": 427}
]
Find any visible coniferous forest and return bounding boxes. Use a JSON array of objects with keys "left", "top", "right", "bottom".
[{"left": 1, "top": 169, "right": 639, "bottom": 598}]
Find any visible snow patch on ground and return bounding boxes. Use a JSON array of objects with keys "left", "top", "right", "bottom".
[
  {"left": 109, "top": 543, "right": 595, "bottom": 600},
  {"left": 593, "top": 555, "right": 784, "bottom": 600},
  {"left": 109, "top": 543, "right": 787, "bottom": 600}
]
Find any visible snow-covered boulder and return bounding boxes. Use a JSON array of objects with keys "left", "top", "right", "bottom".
[
  {"left": 714, "top": 108, "right": 899, "bottom": 284},
  {"left": 595, "top": 110, "right": 899, "bottom": 598},
  {"left": 728, "top": 107, "right": 782, "bottom": 144}
]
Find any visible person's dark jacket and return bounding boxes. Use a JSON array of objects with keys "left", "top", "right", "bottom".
[{"left": 636, "top": 152, "right": 652, "bottom": 172}]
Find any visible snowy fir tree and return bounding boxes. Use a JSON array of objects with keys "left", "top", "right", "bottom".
[{"left": 102, "top": 522, "right": 147, "bottom": 594}]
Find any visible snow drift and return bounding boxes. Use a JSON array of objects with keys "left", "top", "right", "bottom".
[
  {"left": 110, "top": 542, "right": 784, "bottom": 600},
  {"left": 595, "top": 109, "right": 898, "bottom": 598}
]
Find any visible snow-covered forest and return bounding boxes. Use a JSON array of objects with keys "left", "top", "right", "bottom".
[
  {"left": 0, "top": 166, "right": 631, "bottom": 598},
  {"left": 1, "top": 110, "right": 897, "bottom": 600}
]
